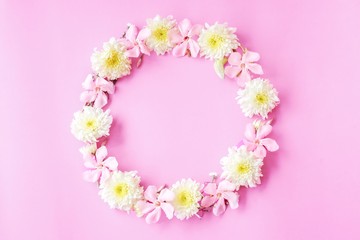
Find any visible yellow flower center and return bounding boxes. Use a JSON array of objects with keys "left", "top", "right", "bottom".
[
  {"left": 153, "top": 26, "right": 168, "bottom": 42},
  {"left": 255, "top": 92, "right": 269, "bottom": 105},
  {"left": 237, "top": 162, "right": 251, "bottom": 175},
  {"left": 105, "top": 49, "right": 122, "bottom": 69},
  {"left": 208, "top": 34, "right": 225, "bottom": 50},
  {"left": 176, "top": 190, "right": 194, "bottom": 208},
  {"left": 114, "top": 183, "right": 129, "bottom": 199},
  {"left": 85, "top": 119, "right": 96, "bottom": 131}
]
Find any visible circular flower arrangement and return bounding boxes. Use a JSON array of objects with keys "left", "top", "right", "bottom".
[{"left": 71, "top": 15, "right": 280, "bottom": 224}]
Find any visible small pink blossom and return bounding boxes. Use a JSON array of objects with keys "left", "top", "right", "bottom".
[
  {"left": 244, "top": 121, "right": 279, "bottom": 158},
  {"left": 135, "top": 186, "right": 175, "bottom": 224},
  {"left": 225, "top": 50, "right": 263, "bottom": 86},
  {"left": 121, "top": 24, "right": 151, "bottom": 58},
  {"left": 83, "top": 146, "right": 118, "bottom": 185},
  {"left": 80, "top": 74, "right": 114, "bottom": 108},
  {"left": 201, "top": 180, "right": 239, "bottom": 216},
  {"left": 169, "top": 19, "right": 203, "bottom": 58}
]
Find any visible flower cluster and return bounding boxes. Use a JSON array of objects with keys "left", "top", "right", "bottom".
[{"left": 71, "top": 15, "right": 280, "bottom": 224}]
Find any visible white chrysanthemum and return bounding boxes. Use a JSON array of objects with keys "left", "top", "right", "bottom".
[
  {"left": 99, "top": 171, "right": 143, "bottom": 212},
  {"left": 145, "top": 15, "right": 176, "bottom": 55},
  {"left": 91, "top": 37, "right": 131, "bottom": 80},
  {"left": 198, "top": 23, "right": 239, "bottom": 60},
  {"left": 71, "top": 106, "right": 112, "bottom": 143},
  {"left": 221, "top": 146, "right": 263, "bottom": 189},
  {"left": 171, "top": 178, "right": 202, "bottom": 220},
  {"left": 236, "top": 78, "right": 280, "bottom": 119}
]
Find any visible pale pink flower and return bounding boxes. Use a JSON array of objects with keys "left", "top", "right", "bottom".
[
  {"left": 244, "top": 121, "right": 279, "bottom": 158},
  {"left": 201, "top": 180, "right": 239, "bottom": 216},
  {"left": 121, "top": 24, "right": 151, "bottom": 58},
  {"left": 80, "top": 74, "right": 114, "bottom": 108},
  {"left": 83, "top": 146, "right": 118, "bottom": 185},
  {"left": 225, "top": 50, "right": 263, "bottom": 86},
  {"left": 169, "top": 19, "right": 203, "bottom": 57},
  {"left": 135, "top": 186, "right": 175, "bottom": 224}
]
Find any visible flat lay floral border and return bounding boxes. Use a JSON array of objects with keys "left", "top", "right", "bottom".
[{"left": 71, "top": 15, "right": 280, "bottom": 224}]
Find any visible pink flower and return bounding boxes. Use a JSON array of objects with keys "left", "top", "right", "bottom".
[
  {"left": 80, "top": 74, "right": 114, "bottom": 108},
  {"left": 121, "top": 24, "right": 151, "bottom": 58},
  {"left": 83, "top": 146, "right": 118, "bottom": 185},
  {"left": 169, "top": 19, "right": 203, "bottom": 58},
  {"left": 135, "top": 186, "right": 175, "bottom": 224},
  {"left": 225, "top": 50, "right": 263, "bottom": 86},
  {"left": 244, "top": 121, "right": 279, "bottom": 158},
  {"left": 201, "top": 180, "right": 239, "bottom": 216}
]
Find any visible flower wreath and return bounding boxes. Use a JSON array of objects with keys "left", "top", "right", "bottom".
[{"left": 71, "top": 15, "right": 280, "bottom": 224}]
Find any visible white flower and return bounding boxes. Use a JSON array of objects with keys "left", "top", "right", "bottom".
[
  {"left": 220, "top": 146, "right": 263, "bottom": 189},
  {"left": 198, "top": 23, "right": 239, "bottom": 60},
  {"left": 91, "top": 37, "right": 131, "bottom": 80},
  {"left": 145, "top": 15, "right": 176, "bottom": 55},
  {"left": 99, "top": 171, "right": 143, "bottom": 212},
  {"left": 171, "top": 178, "right": 202, "bottom": 220},
  {"left": 79, "top": 143, "right": 97, "bottom": 158},
  {"left": 71, "top": 106, "right": 112, "bottom": 143},
  {"left": 236, "top": 78, "right": 279, "bottom": 118}
]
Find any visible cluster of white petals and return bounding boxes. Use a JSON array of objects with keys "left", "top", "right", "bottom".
[{"left": 71, "top": 106, "right": 112, "bottom": 143}]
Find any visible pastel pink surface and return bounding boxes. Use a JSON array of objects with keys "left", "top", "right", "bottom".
[{"left": 1, "top": 0, "right": 360, "bottom": 239}]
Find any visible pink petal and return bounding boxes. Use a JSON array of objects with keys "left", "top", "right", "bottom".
[
  {"left": 243, "top": 51, "right": 260, "bottom": 62},
  {"left": 160, "top": 202, "right": 174, "bottom": 219},
  {"left": 213, "top": 198, "right": 226, "bottom": 216},
  {"left": 244, "top": 123, "right": 256, "bottom": 141},
  {"left": 82, "top": 74, "right": 95, "bottom": 90},
  {"left": 144, "top": 185, "right": 158, "bottom": 202},
  {"left": 137, "top": 28, "right": 151, "bottom": 41},
  {"left": 238, "top": 69, "right": 251, "bottom": 84},
  {"left": 261, "top": 138, "right": 279, "bottom": 152},
  {"left": 178, "top": 18, "right": 191, "bottom": 37},
  {"left": 126, "top": 47, "right": 141, "bottom": 58},
  {"left": 138, "top": 42, "right": 151, "bottom": 55},
  {"left": 83, "top": 169, "right": 101, "bottom": 182},
  {"left": 257, "top": 124, "right": 272, "bottom": 139},
  {"left": 218, "top": 180, "right": 236, "bottom": 192},
  {"left": 99, "top": 168, "right": 110, "bottom": 185},
  {"left": 145, "top": 207, "right": 162, "bottom": 224},
  {"left": 83, "top": 156, "right": 97, "bottom": 168},
  {"left": 201, "top": 196, "right": 218, "bottom": 208},
  {"left": 237, "top": 139, "right": 244, "bottom": 147},
  {"left": 136, "top": 201, "right": 156, "bottom": 217},
  {"left": 244, "top": 141, "right": 257, "bottom": 151},
  {"left": 172, "top": 41, "right": 188, "bottom": 57},
  {"left": 102, "top": 156, "right": 118, "bottom": 170},
  {"left": 168, "top": 29, "right": 183, "bottom": 44},
  {"left": 222, "top": 192, "right": 239, "bottom": 209},
  {"left": 80, "top": 91, "right": 97, "bottom": 103},
  {"left": 158, "top": 188, "right": 175, "bottom": 202},
  {"left": 188, "top": 39, "right": 200, "bottom": 57},
  {"left": 247, "top": 63, "right": 263, "bottom": 75},
  {"left": 118, "top": 38, "right": 133, "bottom": 49},
  {"left": 254, "top": 145, "right": 267, "bottom": 158},
  {"left": 228, "top": 52, "right": 242, "bottom": 65},
  {"left": 97, "top": 78, "right": 114, "bottom": 94},
  {"left": 203, "top": 182, "right": 217, "bottom": 195},
  {"left": 95, "top": 146, "right": 108, "bottom": 163},
  {"left": 93, "top": 92, "right": 108, "bottom": 108},
  {"left": 125, "top": 24, "right": 138, "bottom": 43},
  {"left": 188, "top": 24, "right": 203, "bottom": 37},
  {"left": 225, "top": 66, "right": 241, "bottom": 79}
]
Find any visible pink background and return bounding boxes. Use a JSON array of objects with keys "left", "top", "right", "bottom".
[{"left": 1, "top": 0, "right": 360, "bottom": 239}]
